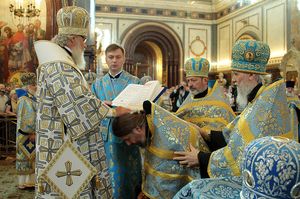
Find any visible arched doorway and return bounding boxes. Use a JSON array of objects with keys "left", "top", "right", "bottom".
[{"left": 121, "top": 22, "right": 183, "bottom": 87}]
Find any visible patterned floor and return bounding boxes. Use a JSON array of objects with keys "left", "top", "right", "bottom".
[{"left": 0, "top": 156, "right": 35, "bottom": 199}]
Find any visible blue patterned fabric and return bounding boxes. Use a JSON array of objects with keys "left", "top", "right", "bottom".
[
  {"left": 173, "top": 176, "right": 242, "bottom": 199},
  {"left": 231, "top": 40, "right": 270, "bottom": 74},
  {"left": 174, "top": 136, "right": 300, "bottom": 199},
  {"left": 241, "top": 136, "right": 300, "bottom": 199},
  {"left": 91, "top": 71, "right": 142, "bottom": 199},
  {"left": 184, "top": 57, "right": 210, "bottom": 77},
  {"left": 16, "top": 93, "right": 36, "bottom": 177},
  {"left": 209, "top": 79, "right": 297, "bottom": 178},
  {"left": 143, "top": 102, "right": 210, "bottom": 199}
]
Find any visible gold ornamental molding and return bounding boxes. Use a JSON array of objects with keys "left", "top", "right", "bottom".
[
  {"left": 268, "top": 57, "right": 283, "bottom": 65},
  {"left": 189, "top": 36, "right": 207, "bottom": 57}
]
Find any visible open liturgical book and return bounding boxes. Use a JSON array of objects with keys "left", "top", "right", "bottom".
[{"left": 112, "top": 80, "right": 165, "bottom": 110}]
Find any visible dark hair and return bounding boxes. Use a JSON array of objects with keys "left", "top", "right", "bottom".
[
  {"left": 112, "top": 112, "right": 146, "bottom": 137},
  {"left": 105, "top": 43, "right": 125, "bottom": 55}
]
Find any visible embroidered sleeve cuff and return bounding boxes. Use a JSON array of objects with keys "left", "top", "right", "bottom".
[
  {"left": 106, "top": 107, "right": 116, "bottom": 117},
  {"left": 98, "top": 102, "right": 111, "bottom": 118}
]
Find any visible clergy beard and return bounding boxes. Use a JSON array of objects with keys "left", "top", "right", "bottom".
[
  {"left": 72, "top": 43, "right": 86, "bottom": 70},
  {"left": 236, "top": 81, "right": 255, "bottom": 110},
  {"left": 190, "top": 87, "right": 206, "bottom": 96}
]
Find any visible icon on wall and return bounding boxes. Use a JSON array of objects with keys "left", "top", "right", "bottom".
[{"left": 0, "top": 0, "right": 47, "bottom": 83}]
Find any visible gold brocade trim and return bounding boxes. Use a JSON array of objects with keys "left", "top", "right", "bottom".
[
  {"left": 188, "top": 125, "right": 198, "bottom": 147},
  {"left": 226, "top": 120, "right": 236, "bottom": 131},
  {"left": 187, "top": 117, "right": 230, "bottom": 127},
  {"left": 217, "top": 114, "right": 255, "bottom": 177},
  {"left": 223, "top": 147, "right": 240, "bottom": 176},
  {"left": 146, "top": 103, "right": 155, "bottom": 137},
  {"left": 237, "top": 115, "right": 255, "bottom": 144},
  {"left": 196, "top": 80, "right": 218, "bottom": 98},
  {"left": 39, "top": 139, "right": 97, "bottom": 199},
  {"left": 144, "top": 162, "right": 193, "bottom": 181},
  {"left": 207, "top": 155, "right": 213, "bottom": 177},
  {"left": 253, "top": 79, "right": 284, "bottom": 102},
  {"left": 208, "top": 80, "right": 218, "bottom": 95},
  {"left": 147, "top": 146, "right": 174, "bottom": 160},
  {"left": 287, "top": 97, "right": 300, "bottom": 103},
  {"left": 208, "top": 114, "right": 256, "bottom": 177},
  {"left": 280, "top": 131, "right": 294, "bottom": 140},
  {"left": 177, "top": 100, "right": 236, "bottom": 117},
  {"left": 58, "top": 27, "right": 88, "bottom": 37},
  {"left": 142, "top": 189, "right": 156, "bottom": 199}
]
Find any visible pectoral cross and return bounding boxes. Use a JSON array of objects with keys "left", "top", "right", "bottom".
[{"left": 56, "top": 161, "right": 82, "bottom": 186}]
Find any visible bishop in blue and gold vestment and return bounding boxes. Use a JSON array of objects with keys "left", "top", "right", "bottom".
[
  {"left": 16, "top": 72, "right": 37, "bottom": 189},
  {"left": 174, "top": 57, "right": 235, "bottom": 177},
  {"left": 91, "top": 44, "right": 142, "bottom": 199},
  {"left": 207, "top": 40, "right": 298, "bottom": 178},
  {"left": 176, "top": 57, "right": 235, "bottom": 132},
  {"left": 175, "top": 40, "right": 299, "bottom": 179}
]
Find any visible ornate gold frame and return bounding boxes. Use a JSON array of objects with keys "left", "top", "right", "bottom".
[{"left": 189, "top": 36, "right": 207, "bottom": 57}]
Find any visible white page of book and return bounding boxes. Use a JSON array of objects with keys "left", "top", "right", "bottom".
[{"left": 112, "top": 80, "right": 161, "bottom": 110}]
